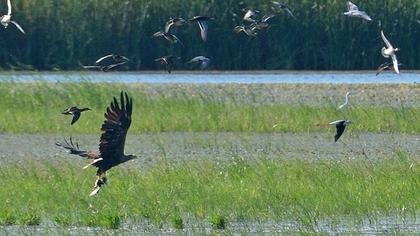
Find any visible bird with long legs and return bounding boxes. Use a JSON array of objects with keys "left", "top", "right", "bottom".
[
  {"left": 57, "top": 92, "right": 136, "bottom": 196},
  {"left": 337, "top": 92, "right": 351, "bottom": 111}
]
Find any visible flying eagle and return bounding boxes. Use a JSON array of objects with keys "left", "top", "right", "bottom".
[{"left": 57, "top": 91, "right": 136, "bottom": 196}]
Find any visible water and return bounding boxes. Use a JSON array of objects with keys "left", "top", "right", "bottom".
[{"left": 0, "top": 71, "right": 419, "bottom": 84}]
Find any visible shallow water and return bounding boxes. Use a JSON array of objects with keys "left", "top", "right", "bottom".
[{"left": 0, "top": 71, "right": 419, "bottom": 84}]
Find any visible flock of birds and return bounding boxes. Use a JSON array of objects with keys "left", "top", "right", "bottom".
[
  {"left": 1, "top": 0, "right": 414, "bottom": 196},
  {"left": 0, "top": 0, "right": 414, "bottom": 75}
]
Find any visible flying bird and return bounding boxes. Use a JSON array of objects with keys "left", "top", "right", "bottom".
[
  {"left": 154, "top": 55, "right": 180, "bottom": 73},
  {"left": 338, "top": 92, "right": 351, "bottom": 111},
  {"left": 165, "top": 17, "right": 187, "bottom": 33},
  {"left": 234, "top": 25, "right": 258, "bottom": 37},
  {"left": 343, "top": 1, "right": 372, "bottom": 21},
  {"left": 251, "top": 14, "right": 276, "bottom": 30},
  {"left": 62, "top": 107, "right": 91, "bottom": 125},
  {"left": 0, "top": 0, "right": 25, "bottom": 34},
  {"left": 57, "top": 92, "right": 135, "bottom": 196},
  {"left": 153, "top": 31, "right": 184, "bottom": 46},
  {"left": 272, "top": 2, "right": 295, "bottom": 19},
  {"left": 329, "top": 120, "right": 351, "bottom": 142},
  {"left": 83, "top": 54, "right": 129, "bottom": 72},
  {"left": 95, "top": 54, "right": 129, "bottom": 64},
  {"left": 376, "top": 61, "right": 402, "bottom": 76},
  {"left": 242, "top": 8, "right": 260, "bottom": 23},
  {"left": 380, "top": 30, "right": 400, "bottom": 74},
  {"left": 189, "top": 16, "right": 214, "bottom": 42},
  {"left": 187, "top": 56, "right": 211, "bottom": 69}
]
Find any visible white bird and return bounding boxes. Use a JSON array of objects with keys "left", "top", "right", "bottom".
[
  {"left": 338, "top": 92, "right": 351, "bottom": 111},
  {"left": 242, "top": 9, "right": 259, "bottom": 23},
  {"left": 343, "top": 1, "right": 372, "bottom": 21},
  {"left": 187, "top": 56, "right": 211, "bottom": 69},
  {"left": 380, "top": 30, "right": 400, "bottom": 74},
  {"left": 0, "top": 0, "right": 25, "bottom": 34},
  {"left": 329, "top": 120, "right": 351, "bottom": 142}
]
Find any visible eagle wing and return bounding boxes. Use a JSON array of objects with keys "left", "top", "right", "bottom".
[{"left": 99, "top": 91, "right": 132, "bottom": 161}]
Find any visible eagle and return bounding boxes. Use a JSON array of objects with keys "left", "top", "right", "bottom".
[{"left": 57, "top": 91, "right": 136, "bottom": 196}]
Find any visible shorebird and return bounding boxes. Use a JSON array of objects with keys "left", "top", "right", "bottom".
[
  {"left": 187, "top": 56, "right": 211, "bottom": 69},
  {"left": 343, "top": 1, "right": 372, "bottom": 21},
  {"left": 251, "top": 14, "right": 276, "bottom": 30},
  {"left": 154, "top": 55, "right": 180, "bottom": 73},
  {"left": 329, "top": 120, "right": 351, "bottom": 142},
  {"left": 338, "top": 92, "right": 351, "bottom": 111},
  {"left": 165, "top": 17, "right": 187, "bottom": 33},
  {"left": 0, "top": 0, "right": 25, "bottom": 34},
  {"left": 57, "top": 92, "right": 135, "bottom": 196},
  {"left": 242, "top": 8, "right": 260, "bottom": 23},
  {"left": 189, "top": 16, "right": 214, "bottom": 42},
  {"left": 233, "top": 25, "right": 258, "bottom": 37},
  {"left": 376, "top": 61, "right": 402, "bottom": 76},
  {"left": 380, "top": 30, "right": 400, "bottom": 74},
  {"left": 272, "top": 2, "right": 295, "bottom": 19},
  {"left": 83, "top": 61, "right": 128, "bottom": 72},
  {"left": 153, "top": 31, "right": 184, "bottom": 46},
  {"left": 62, "top": 106, "right": 91, "bottom": 125}
]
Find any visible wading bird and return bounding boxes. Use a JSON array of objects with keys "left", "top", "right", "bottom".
[
  {"left": 62, "top": 106, "right": 91, "bottom": 125},
  {"left": 187, "top": 56, "right": 211, "bottom": 69},
  {"left": 343, "top": 1, "right": 372, "bottom": 21},
  {"left": 152, "top": 31, "right": 184, "bottom": 46},
  {"left": 272, "top": 2, "right": 295, "bottom": 19},
  {"left": 329, "top": 120, "right": 351, "bottom": 142},
  {"left": 154, "top": 55, "right": 180, "bottom": 73},
  {"left": 57, "top": 92, "right": 135, "bottom": 196},
  {"left": 380, "top": 30, "right": 400, "bottom": 74},
  {"left": 165, "top": 17, "right": 187, "bottom": 33},
  {"left": 338, "top": 92, "right": 351, "bottom": 111},
  {"left": 0, "top": 0, "right": 25, "bottom": 34},
  {"left": 189, "top": 16, "right": 214, "bottom": 42}
]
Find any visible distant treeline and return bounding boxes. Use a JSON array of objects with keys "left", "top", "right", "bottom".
[{"left": 0, "top": 0, "right": 419, "bottom": 70}]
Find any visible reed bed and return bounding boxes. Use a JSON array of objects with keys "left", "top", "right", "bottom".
[
  {"left": 1, "top": 0, "right": 420, "bottom": 70},
  {"left": 0, "top": 155, "right": 418, "bottom": 232},
  {"left": 0, "top": 82, "right": 418, "bottom": 134}
]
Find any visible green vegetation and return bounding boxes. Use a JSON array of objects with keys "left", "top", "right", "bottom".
[
  {"left": 2, "top": 0, "right": 420, "bottom": 70},
  {"left": 0, "top": 82, "right": 418, "bottom": 134},
  {"left": 0, "top": 155, "right": 418, "bottom": 231}
]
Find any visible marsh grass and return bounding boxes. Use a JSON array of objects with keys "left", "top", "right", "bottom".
[
  {"left": 0, "top": 155, "right": 419, "bottom": 230},
  {"left": 0, "top": 82, "right": 418, "bottom": 134}
]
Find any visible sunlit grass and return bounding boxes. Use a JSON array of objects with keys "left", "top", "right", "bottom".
[
  {"left": 0, "top": 154, "right": 418, "bottom": 230},
  {"left": 0, "top": 82, "right": 418, "bottom": 134}
]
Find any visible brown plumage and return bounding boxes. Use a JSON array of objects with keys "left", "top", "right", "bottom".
[{"left": 57, "top": 91, "right": 136, "bottom": 196}]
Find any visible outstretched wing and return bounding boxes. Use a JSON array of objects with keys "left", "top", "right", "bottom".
[
  {"left": 99, "top": 92, "right": 132, "bottom": 161},
  {"left": 7, "top": 0, "right": 11, "bottom": 16},
  {"left": 391, "top": 55, "right": 400, "bottom": 74},
  {"left": 10, "top": 21, "right": 25, "bottom": 34},
  {"left": 95, "top": 54, "right": 114, "bottom": 64},
  {"left": 347, "top": 1, "right": 359, "bottom": 11},
  {"left": 197, "top": 20, "right": 208, "bottom": 42},
  {"left": 71, "top": 112, "right": 81, "bottom": 125},
  {"left": 165, "top": 20, "right": 174, "bottom": 33},
  {"left": 380, "top": 30, "right": 393, "bottom": 48},
  {"left": 334, "top": 124, "right": 346, "bottom": 142},
  {"left": 56, "top": 137, "right": 99, "bottom": 159}
]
